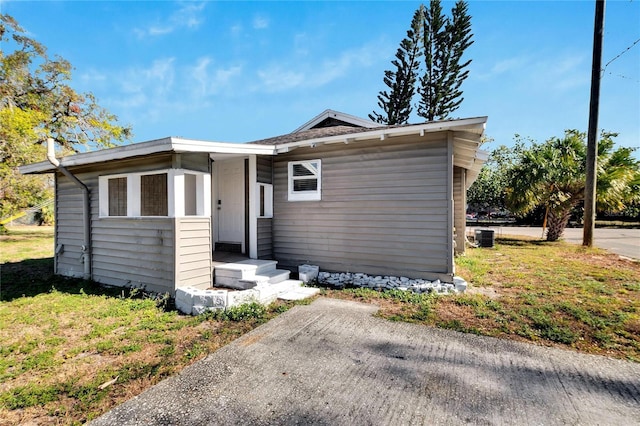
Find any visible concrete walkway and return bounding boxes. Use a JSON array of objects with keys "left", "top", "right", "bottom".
[
  {"left": 91, "top": 298, "right": 640, "bottom": 426},
  {"left": 469, "top": 226, "right": 640, "bottom": 260}
]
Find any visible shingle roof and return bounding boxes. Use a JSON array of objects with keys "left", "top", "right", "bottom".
[{"left": 248, "top": 125, "right": 387, "bottom": 146}]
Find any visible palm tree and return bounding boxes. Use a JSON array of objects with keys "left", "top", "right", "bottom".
[{"left": 505, "top": 130, "right": 639, "bottom": 241}]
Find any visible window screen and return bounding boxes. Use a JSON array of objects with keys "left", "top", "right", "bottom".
[
  {"left": 108, "top": 177, "right": 127, "bottom": 216},
  {"left": 140, "top": 173, "right": 168, "bottom": 216}
]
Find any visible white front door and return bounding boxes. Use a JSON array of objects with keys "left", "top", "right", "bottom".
[{"left": 217, "top": 158, "right": 245, "bottom": 247}]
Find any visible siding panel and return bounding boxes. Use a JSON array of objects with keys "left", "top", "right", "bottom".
[
  {"left": 92, "top": 218, "right": 175, "bottom": 294},
  {"left": 257, "top": 218, "right": 273, "bottom": 259},
  {"left": 175, "top": 217, "right": 212, "bottom": 290},
  {"left": 54, "top": 154, "right": 212, "bottom": 294},
  {"left": 272, "top": 135, "right": 453, "bottom": 281},
  {"left": 257, "top": 156, "right": 273, "bottom": 184}
]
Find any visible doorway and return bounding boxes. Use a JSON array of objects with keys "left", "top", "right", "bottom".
[{"left": 214, "top": 158, "right": 245, "bottom": 253}]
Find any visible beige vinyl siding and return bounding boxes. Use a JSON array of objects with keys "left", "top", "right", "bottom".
[
  {"left": 256, "top": 155, "right": 273, "bottom": 184},
  {"left": 272, "top": 134, "right": 454, "bottom": 281},
  {"left": 453, "top": 166, "right": 466, "bottom": 255},
  {"left": 175, "top": 217, "right": 212, "bottom": 289},
  {"left": 55, "top": 175, "right": 88, "bottom": 278},
  {"left": 256, "top": 156, "right": 273, "bottom": 258},
  {"left": 179, "top": 153, "right": 210, "bottom": 172},
  {"left": 92, "top": 218, "right": 175, "bottom": 294},
  {"left": 257, "top": 218, "right": 273, "bottom": 259},
  {"left": 53, "top": 153, "right": 213, "bottom": 294}
]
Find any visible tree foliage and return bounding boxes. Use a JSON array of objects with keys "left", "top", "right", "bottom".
[
  {"left": 467, "top": 141, "right": 524, "bottom": 214},
  {"left": 370, "top": 1, "right": 474, "bottom": 124},
  {"left": 0, "top": 14, "right": 132, "bottom": 221},
  {"left": 418, "top": 0, "right": 473, "bottom": 121},
  {"left": 368, "top": 5, "right": 423, "bottom": 125},
  {"left": 505, "top": 130, "right": 640, "bottom": 241}
]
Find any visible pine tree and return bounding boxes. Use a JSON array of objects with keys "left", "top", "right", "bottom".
[
  {"left": 369, "top": 6, "right": 423, "bottom": 125},
  {"left": 418, "top": 0, "right": 473, "bottom": 122},
  {"left": 417, "top": 0, "right": 448, "bottom": 122},
  {"left": 371, "top": 1, "right": 473, "bottom": 124}
]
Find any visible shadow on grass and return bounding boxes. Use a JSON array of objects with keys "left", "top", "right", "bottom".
[
  {"left": 1, "top": 257, "right": 124, "bottom": 302},
  {"left": 495, "top": 237, "right": 555, "bottom": 247}
]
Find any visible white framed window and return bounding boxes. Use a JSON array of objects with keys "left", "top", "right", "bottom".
[
  {"left": 99, "top": 169, "right": 210, "bottom": 218},
  {"left": 288, "top": 160, "right": 321, "bottom": 201},
  {"left": 256, "top": 183, "right": 273, "bottom": 218}
]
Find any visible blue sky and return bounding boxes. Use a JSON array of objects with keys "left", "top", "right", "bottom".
[{"left": 2, "top": 1, "right": 639, "bottom": 153}]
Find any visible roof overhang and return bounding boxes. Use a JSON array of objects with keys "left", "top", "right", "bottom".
[
  {"left": 19, "top": 137, "right": 277, "bottom": 174},
  {"left": 281, "top": 116, "right": 488, "bottom": 188},
  {"left": 20, "top": 117, "right": 488, "bottom": 190}
]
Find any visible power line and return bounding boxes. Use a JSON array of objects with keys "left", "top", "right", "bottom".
[
  {"left": 603, "top": 37, "right": 640, "bottom": 70},
  {"left": 603, "top": 71, "right": 640, "bottom": 83}
]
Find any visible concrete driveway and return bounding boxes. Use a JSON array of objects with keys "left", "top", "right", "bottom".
[
  {"left": 91, "top": 298, "right": 640, "bottom": 425},
  {"left": 469, "top": 226, "right": 639, "bottom": 260}
]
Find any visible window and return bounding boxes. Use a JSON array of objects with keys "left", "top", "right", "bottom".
[
  {"left": 140, "top": 173, "right": 168, "bottom": 216},
  {"left": 99, "top": 169, "right": 210, "bottom": 218},
  {"left": 108, "top": 177, "right": 127, "bottom": 216},
  {"left": 288, "top": 160, "right": 321, "bottom": 201},
  {"left": 256, "top": 183, "right": 273, "bottom": 218},
  {"left": 184, "top": 173, "right": 197, "bottom": 216}
]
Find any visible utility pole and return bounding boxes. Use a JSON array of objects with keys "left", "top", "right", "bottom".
[{"left": 583, "top": 0, "right": 605, "bottom": 247}]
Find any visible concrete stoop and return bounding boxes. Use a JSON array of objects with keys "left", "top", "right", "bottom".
[
  {"left": 176, "top": 259, "right": 317, "bottom": 315},
  {"left": 214, "top": 259, "right": 293, "bottom": 289}
]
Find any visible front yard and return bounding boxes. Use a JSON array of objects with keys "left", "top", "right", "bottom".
[{"left": 1, "top": 226, "right": 639, "bottom": 425}]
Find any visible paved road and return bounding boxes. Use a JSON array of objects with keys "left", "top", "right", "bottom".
[
  {"left": 91, "top": 298, "right": 640, "bottom": 426},
  {"left": 469, "top": 226, "right": 639, "bottom": 260}
]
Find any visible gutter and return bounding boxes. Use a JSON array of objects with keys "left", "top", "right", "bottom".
[{"left": 46, "top": 138, "right": 92, "bottom": 280}]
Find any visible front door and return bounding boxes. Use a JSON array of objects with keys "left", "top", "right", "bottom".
[{"left": 217, "top": 158, "right": 245, "bottom": 250}]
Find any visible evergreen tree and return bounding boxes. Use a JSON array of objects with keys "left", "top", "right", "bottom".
[
  {"left": 418, "top": 0, "right": 473, "bottom": 121},
  {"left": 417, "top": 0, "right": 448, "bottom": 121},
  {"left": 369, "top": 6, "right": 423, "bottom": 125},
  {"left": 371, "top": 1, "right": 473, "bottom": 124}
]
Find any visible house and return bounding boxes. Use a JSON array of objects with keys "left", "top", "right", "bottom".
[{"left": 20, "top": 110, "right": 488, "bottom": 296}]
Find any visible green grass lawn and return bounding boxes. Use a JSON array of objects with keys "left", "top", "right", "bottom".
[
  {"left": 0, "top": 226, "right": 299, "bottom": 425},
  {"left": 1, "top": 227, "right": 639, "bottom": 425},
  {"left": 325, "top": 237, "right": 640, "bottom": 362}
]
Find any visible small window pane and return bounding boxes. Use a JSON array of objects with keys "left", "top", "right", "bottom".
[
  {"left": 293, "top": 179, "right": 318, "bottom": 192},
  {"left": 293, "top": 163, "right": 316, "bottom": 177},
  {"left": 184, "top": 174, "right": 197, "bottom": 216},
  {"left": 260, "top": 185, "right": 265, "bottom": 217},
  {"left": 108, "top": 177, "right": 127, "bottom": 216},
  {"left": 141, "top": 173, "right": 168, "bottom": 216}
]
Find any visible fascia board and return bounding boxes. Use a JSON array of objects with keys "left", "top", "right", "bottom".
[
  {"left": 20, "top": 137, "right": 277, "bottom": 174},
  {"left": 277, "top": 116, "right": 487, "bottom": 153},
  {"left": 19, "top": 138, "right": 174, "bottom": 174},
  {"left": 171, "top": 138, "right": 276, "bottom": 155}
]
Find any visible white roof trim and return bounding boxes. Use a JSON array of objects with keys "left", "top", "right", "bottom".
[
  {"left": 279, "top": 116, "right": 487, "bottom": 153},
  {"left": 20, "top": 137, "right": 276, "bottom": 174},
  {"left": 292, "top": 109, "right": 378, "bottom": 133}
]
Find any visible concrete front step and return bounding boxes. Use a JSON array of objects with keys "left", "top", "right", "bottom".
[
  {"left": 255, "top": 279, "right": 304, "bottom": 305},
  {"left": 239, "top": 269, "right": 290, "bottom": 288},
  {"left": 278, "top": 286, "right": 321, "bottom": 301},
  {"left": 214, "top": 259, "right": 277, "bottom": 280},
  {"left": 215, "top": 259, "right": 280, "bottom": 289}
]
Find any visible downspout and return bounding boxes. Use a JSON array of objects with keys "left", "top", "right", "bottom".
[{"left": 46, "top": 138, "right": 92, "bottom": 280}]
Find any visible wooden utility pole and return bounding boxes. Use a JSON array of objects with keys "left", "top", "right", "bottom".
[{"left": 583, "top": 0, "right": 605, "bottom": 247}]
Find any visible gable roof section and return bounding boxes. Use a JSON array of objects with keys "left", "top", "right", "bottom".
[{"left": 292, "top": 109, "right": 378, "bottom": 133}]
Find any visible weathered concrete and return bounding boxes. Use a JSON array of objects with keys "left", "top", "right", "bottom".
[{"left": 91, "top": 298, "right": 640, "bottom": 426}]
